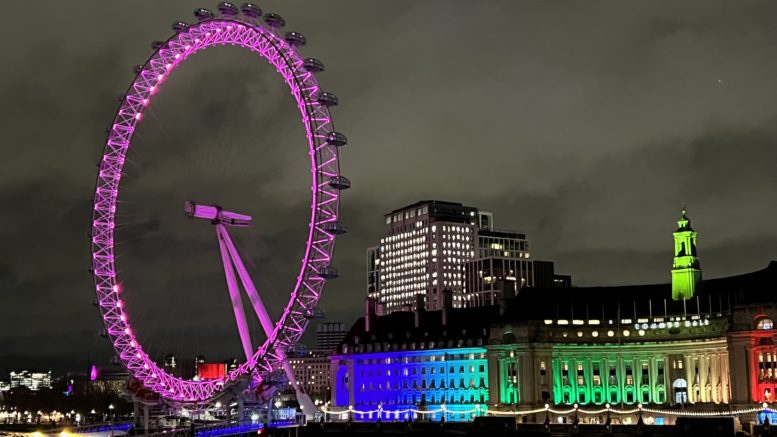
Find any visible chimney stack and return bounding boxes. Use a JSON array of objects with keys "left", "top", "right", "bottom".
[
  {"left": 365, "top": 297, "right": 377, "bottom": 333},
  {"left": 414, "top": 294, "right": 425, "bottom": 328},
  {"left": 441, "top": 289, "right": 454, "bottom": 326}
]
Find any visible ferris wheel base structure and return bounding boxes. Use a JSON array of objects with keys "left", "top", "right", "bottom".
[{"left": 91, "top": 1, "right": 349, "bottom": 413}]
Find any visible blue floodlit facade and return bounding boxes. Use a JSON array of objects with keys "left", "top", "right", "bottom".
[
  {"left": 332, "top": 347, "right": 489, "bottom": 421},
  {"left": 330, "top": 299, "right": 496, "bottom": 422}
]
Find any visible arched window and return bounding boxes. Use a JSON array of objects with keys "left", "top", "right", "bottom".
[
  {"left": 757, "top": 318, "right": 774, "bottom": 330},
  {"left": 672, "top": 378, "right": 688, "bottom": 404}
]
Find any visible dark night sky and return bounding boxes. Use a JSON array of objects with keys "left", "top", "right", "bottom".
[{"left": 1, "top": 1, "right": 776, "bottom": 377}]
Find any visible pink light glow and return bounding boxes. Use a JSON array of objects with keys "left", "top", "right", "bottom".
[{"left": 134, "top": 113, "right": 142, "bottom": 121}]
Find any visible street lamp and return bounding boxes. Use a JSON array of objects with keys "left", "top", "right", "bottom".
[{"left": 108, "top": 404, "right": 115, "bottom": 437}]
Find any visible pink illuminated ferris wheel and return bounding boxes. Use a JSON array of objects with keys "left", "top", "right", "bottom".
[{"left": 90, "top": 2, "right": 348, "bottom": 403}]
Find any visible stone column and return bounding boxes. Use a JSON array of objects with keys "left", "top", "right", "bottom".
[
  {"left": 720, "top": 351, "right": 731, "bottom": 404},
  {"left": 685, "top": 354, "right": 694, "bottom": 404},
  {"left": 699, "top": 354, "right": 709, "bottom": 403},
  {"left": 711, "top": 353, "right": 720, "bottom": 404}
]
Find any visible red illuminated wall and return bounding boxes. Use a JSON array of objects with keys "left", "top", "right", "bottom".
[
  {"left": 749, "top": 331, "right": 777, "bottom": 403},
  {"left": 197, "top": 363, "right": 227, "bottom": 380}
]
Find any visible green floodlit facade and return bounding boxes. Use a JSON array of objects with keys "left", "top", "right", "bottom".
[
  {"left": 671, "top": 209, "right": 702, "bottom": 301},
  {"left": 489, "top": 322, "right": 731, "bottom": 409}
]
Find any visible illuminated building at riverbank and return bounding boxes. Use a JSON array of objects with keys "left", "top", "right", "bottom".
[{"left": 332, "top": 210, "right": 777, "bottom": 423}]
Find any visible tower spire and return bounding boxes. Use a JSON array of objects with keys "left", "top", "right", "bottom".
[{"left": 671, "top": 206, "right": 701, "bottom": 301}]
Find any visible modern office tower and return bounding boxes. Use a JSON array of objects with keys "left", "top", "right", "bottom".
[
  {"left": 464, "top": 258, "right": 560, "bottom": 306},
  {"left": 371, "top": 200, "right": 567, "bottom": 311},
  {"left": 377, "top": 200, "right": 480, "bottom": 313},
  {"left": 8, "top": 370, "right": 52, "bottom": 391},
  {"left": 192, "top": 355, "right": 205, "bottom": 379},
  {"left": 163, "top": 354, "right": 177, "bottom": 374},
  {"left": 288, "top": 350, "right": 331, "bottom": 402},
  {"left": 476, "top": 229, "right": 530, "bottom": 259},
  {"left": 315, "top": 322, "right": 347, "bottom": 353}
]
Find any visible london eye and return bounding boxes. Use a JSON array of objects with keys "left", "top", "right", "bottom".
[{"left": 90, "top": 2, "right": 348, "bottom": 404}]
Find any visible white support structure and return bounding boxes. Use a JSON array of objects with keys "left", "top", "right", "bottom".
[{"left": 198, "top": 203, "right": 318, "bottom": 419}]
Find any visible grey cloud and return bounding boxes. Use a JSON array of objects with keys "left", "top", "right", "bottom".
[{"left": 1, "top": 0, "right": 775, "bottom": 375}]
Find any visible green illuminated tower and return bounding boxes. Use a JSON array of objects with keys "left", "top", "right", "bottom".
[{"left": 671, "top": 207, "right": 701, "bottom": 301}]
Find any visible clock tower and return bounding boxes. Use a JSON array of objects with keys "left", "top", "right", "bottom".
[{"left": 671, "top": 207, "right": 702, "bottom": 301}]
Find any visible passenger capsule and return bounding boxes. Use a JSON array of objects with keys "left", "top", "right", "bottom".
[
  {"left": 318, "top": 266, "right": 339, "bottom": 280},
  {"left": 151, "top": 41, "right": 166, "bottom": 50},
  {"left": 284, "top": 31, "right": 306, "bottom": 47},
  {"left": 133, "top": 65, "right": 143, "bottom": 74},
  {"left": 303, "top": 306, "right": 326, "bottom": 319},
  {"left": 323, "top": 221, "right": 347, "bottom": 235},
  {"left": 194, "top": 8, "right": 215, "bottom": 21},
  {"left": 285, "top": 343, "right": 308, "bottom": 358},
  {"left": 303, "top": 58, "right": 325, "bottom": 73},
  {"left": 317, "top": 91, "right": 339, "bottom": 107},
  {"left": 328, "top": 176, "right": 351, "bottom": 190},
  {"left": 326, "top": 131, "right": 347, "bottom": 147},
  {"left": 171, "top": 21, "right": 189, "bottom": 32},
  {"left": 263, "top": 12, "right": 285, "bottom": 28},
  {"left": 240, "top": 3, "right": 262, "bottom": 18},
  {"left": 217, "top": 2, "right": 239, "bottom": 17}
]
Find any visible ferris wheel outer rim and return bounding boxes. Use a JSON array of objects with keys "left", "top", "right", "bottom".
[{"left": 90, "top": 16, "right": 342, "bottom": 403}]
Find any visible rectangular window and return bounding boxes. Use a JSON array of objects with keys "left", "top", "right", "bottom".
[
  {"left": 609, "top": 364, "right": 617, "bottom": 384},
  {"left": 625, "top": 364, "right": 633, "bottom": 386},
  {"left": 657, "top": 362, "right": 665, "bottom": 385}
]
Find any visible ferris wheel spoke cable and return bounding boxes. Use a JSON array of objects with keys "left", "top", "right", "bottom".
[{"left": 91, "top": 3, "right": 348, "bottom": 404}]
